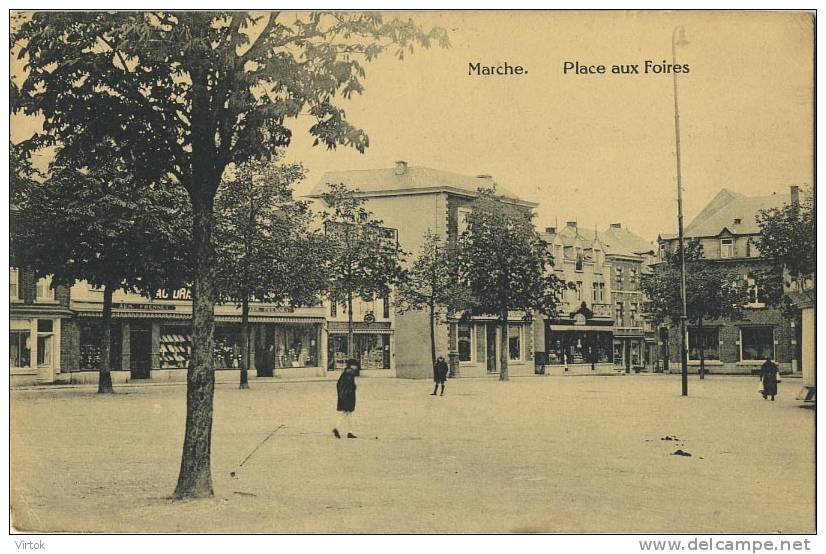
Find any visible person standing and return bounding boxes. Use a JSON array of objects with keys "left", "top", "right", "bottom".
[
  {"left": 760, "top": 357, "right": 780, "bottom": 401},
  {"left": 333, "top": 359, "right": 358, "bottom": 438},
  {"left": 431, "top": 355, "right": 449, "bottom": 396}
]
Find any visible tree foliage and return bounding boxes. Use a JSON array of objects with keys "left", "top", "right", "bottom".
[
  {"left": 214, "top": 157, "right": 329, "bottom": 387},
  {"left": 12, "top": 10, "right": 448, "bottom": 498},
  {"left": 320, "top": 183, "right": 406, "bottom": 358},
  {"left": 11, "top": 154, "right": 189, "bottom": 392},
  {"left": 457, "top": 188, "right": 565, "bottom": 380},
  {"left": 641, "top": 240, "right": 751, "bottom": 374},
  {"left": 395, "top": 230, "right": 475, "bottom": 367},
  {"left": 754, "top": 187, "right": 815, "bottom": 309}
]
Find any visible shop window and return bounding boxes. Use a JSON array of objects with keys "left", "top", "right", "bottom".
[
  {"left": 741, "top": 327, "right": 774, "bottom": 361},
  {"left": 508, "top": 324, "right": 522, "bottom": 361},
  {"left": 79, "top": 321, "right": 122, "bottom": 370},
  {"left": 10, "top": 325, "right": 31, "bottom": 368},
  {"left": 10, "top": 268, "right": 21, "bottom": 301},
  {"left": 160, "top": 326, "right": 192, "bottom": 369},
  {"left": 328, "top": 335, "right": 349, "bottom": 370},
  {"left": 720, "top": 238, "right": 734, "bottom": 258},
  {"left": 275, "top": 325, "right": 318, "bottom": 368},
  {"left": 688, "top": 328, "right": 719, "bottom": 361},
  {"left": 37, "top": 319, "right": 54, "bottom": 368},
  {"left": 458, "top": 324, "right": 472, "bottom": 362},
  {"left": 36, "top": 276, "right": 55, "bottom": 302},
  {"left": 613, "top": 341, "right": 624, "bottom": 366},
  {"left": 356, "top": 333, "right": 390, "bottom": 369}
]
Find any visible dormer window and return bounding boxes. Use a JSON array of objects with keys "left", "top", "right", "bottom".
[
  {"left": 720, "top": 238, "right": 734, "bottom": 258},
  {"left": 733, "top": 218, "right": 742, "bottom": 225}
]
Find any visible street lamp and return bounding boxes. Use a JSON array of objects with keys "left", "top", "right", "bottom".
[{"left": 672, "top": 25, "right": 690, "bottom": 396}]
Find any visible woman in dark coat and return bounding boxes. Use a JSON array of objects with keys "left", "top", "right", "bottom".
[
  {"left": 333, "top": 359, "right": 358, "bottom": 438},
  {"left": 431, "top": 355, "right": 449, "bottom": 396},
  {"left": 760, "top": 357, "right": 780, "bottom": 401}
]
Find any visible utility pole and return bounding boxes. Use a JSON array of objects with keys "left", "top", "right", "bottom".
[{"left": 672, "top": 25, "right": 690, "bottom": 396}]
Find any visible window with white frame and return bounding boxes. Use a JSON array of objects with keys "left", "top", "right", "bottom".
[
  {"left": 740, "top": 327, "right": 774, "bottom": 361},
  {"left": 457, "top": 207, "right": 471, "bottom": 235},
  {"left": 508, "top": 324, "right": 522, "bottom": 361},
  {"left": 458, "top": 323, "right": 473, "bottom": 362},
  {"left": 746, "top": 275, "right": 764, "bottom": 307},
  {"left": 10, "top": 268, "right": 21, "bottom": 301},
  {"left": 720, "top": 238, "right": 734, "bottom": 258},
  {"left": 592, "top": 282, "right": 605, "bottom": 303},
  {"left": 10, "top": 320, "right": 32, "bottom": 368},
  {"left": 37, "top": 319, "right": 54, "bottom": 368},
  {"left": 553, "top": 244, "right": 563, "bottom": 265},
  {"left": 575, "top": 281, "right": 583, "bottom": 301},
  {"left": 688, "top": 327, "right": 719, "bottom": 361},
  {"left": 35, "top": 276, "right": 55, "bottom": 302}
]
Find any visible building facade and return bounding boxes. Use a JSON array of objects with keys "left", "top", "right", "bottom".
[
  {"left": 44, "top": 282, "right": 328, "bottom": 384},
  {"left": 532, "top": 221, "right": 615, "bottom": 374},
  {"left": 309, "top": 161, "right": 538, "bottom": 378},
  {"left": 657, "top": 187, "right": 799, "bottom": 374},
  {"left": 599, "top": 223, "right": 658, "bottom": 372},
  {"left": 10, "top": 268, "right": 73, "bottom": 386}
]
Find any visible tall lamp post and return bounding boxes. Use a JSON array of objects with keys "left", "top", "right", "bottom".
[{"left": 672, "top": 25, "right": 690, "bottom": 396}]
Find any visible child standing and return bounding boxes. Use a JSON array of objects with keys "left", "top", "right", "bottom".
[{"left": 333, "top": 358, "right": 359, "bottom": 439}]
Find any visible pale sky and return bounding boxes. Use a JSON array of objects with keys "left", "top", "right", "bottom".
[{"left": 11, "top": 11, "right": 814, "bottom": 242}]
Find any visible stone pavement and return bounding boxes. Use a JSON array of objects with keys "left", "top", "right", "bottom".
[{"left": 10, "top": 374, "right": 815, "bottom": 533}]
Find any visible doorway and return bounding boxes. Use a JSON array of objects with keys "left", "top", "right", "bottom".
[
  {"left": 130, "top": 323, "right": 152, "bottom": 379},
  {"left": 486, "top": 323, "right": 498, "bottom": 373}
]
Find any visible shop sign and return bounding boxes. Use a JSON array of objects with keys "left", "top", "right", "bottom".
[
  {"left": 115, "top": 303, "right": 177, "bottom": 311},
  {"left": 154, "top": 288, "right": 192, "bottom": 300},
  {"left": 251, "top": 306, "right": 295, "bottom": 313}
]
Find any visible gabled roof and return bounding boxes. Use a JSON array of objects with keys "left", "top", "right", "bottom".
[
  {"left": 308, "top": 165, "right": 535, "bottom": 207},
  {"left": 600, "top": 225, "right": 655, "bottom": 257},
  {"left": 682, "top": 188, "right": 789, "bottom": 237}
]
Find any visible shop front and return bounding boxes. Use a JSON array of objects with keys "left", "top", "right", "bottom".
[
  {"left": 535, "top": 303, "right": 615, "bottom": 375},
  {"left": 450, "top": 315, "right": 533, "bottom": 378},
  {"left": 327, "top": 321, "right": 393, "bottom": 375},
  {"left": 69, "top": 289, "right": 327, "bottom": 382},
  {"left": 613, "top": 329, "right": 646, "bottom": 373}
]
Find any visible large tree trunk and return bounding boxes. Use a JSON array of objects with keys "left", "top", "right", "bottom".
[
  {"left": 174, "top": 193, "right": 217, "bottom": 500},
  {"left": 97, "top": 284, "right": 114, "bottom": 394},
  {"left": 429, "top": 299, "right": 437, "bottom": 369},
  {"left": 698, "top": 318, "right": 705, "bottom": 379},
  {"left": 499, "top": 310, "right": 509, "bottom": 381},
  {"left": 240, "top": 296, "right": 250, "bottom": 389}
]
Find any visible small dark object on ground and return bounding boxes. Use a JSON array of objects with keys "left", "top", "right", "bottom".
[
  {"left": 233, "top": 491, "right": 256, "bottom": 497},
  {"left": 230, "top": 471, "right": 237, "bottom": 478},
  {"left": 661, "top": 435, "right": 680, "bottom": 441},
  {"left": 347, "top": 433, "right": 357, "bottom": 439},
  {"left": 672, "top": 449, "right": 692, "bottom": 457}
]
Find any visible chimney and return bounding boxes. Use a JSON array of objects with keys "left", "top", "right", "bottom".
[
  {"left": 545, "top": 226, "right": 556, "bottom": 234},
  {"left": 394, "top": 160, "right": 408, "bottom": 175},
  {"left": 566, "top": 221, "right": 577, "bottom": 229},
  {"left": 610, "top": 223, "right": 622, "bottom": 229},
  {"left": 790, "top": 185, "right": 800, "bottom": 206}
]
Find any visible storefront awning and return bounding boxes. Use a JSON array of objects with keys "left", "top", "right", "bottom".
[
  {"left": 327, "top": 321, "right": 393, "bottom": 334},
  {"left": 75, "top": 310, "right": 325, "bottom": 324},
  {"left": 548, "top": 324, "right": 614, "bottom": 332}
]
